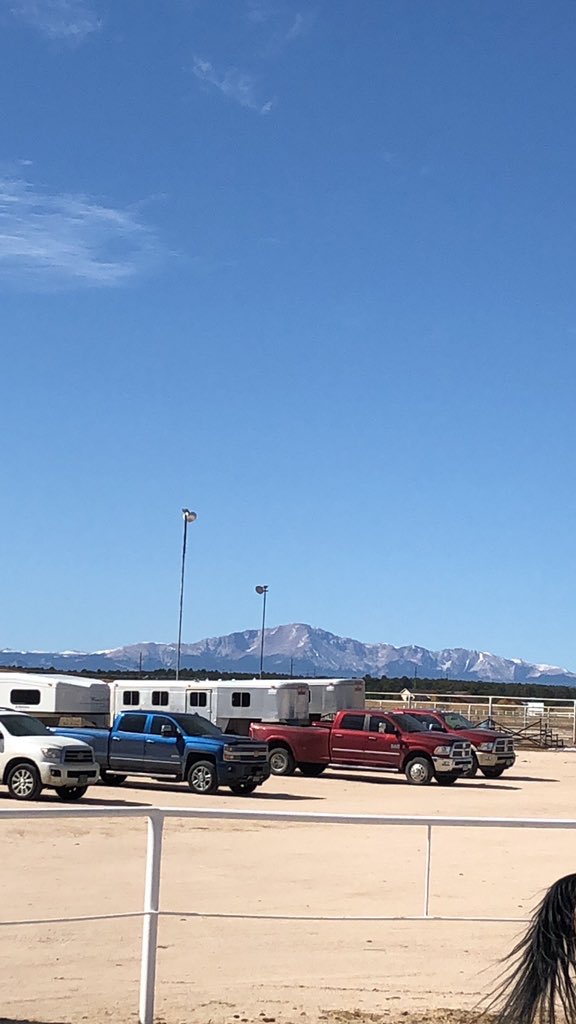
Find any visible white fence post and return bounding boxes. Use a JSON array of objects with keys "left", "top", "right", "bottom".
[
  {"left": 423, "top": 824, "right": 432, "bottom": 917},
  {"left": 140, "top": 811, "right": 164, "bottom": 1024}
]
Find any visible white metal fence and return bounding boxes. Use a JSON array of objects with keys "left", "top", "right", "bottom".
[{"left": 1, "top": 806, "right": 573, "bottom": 1024}]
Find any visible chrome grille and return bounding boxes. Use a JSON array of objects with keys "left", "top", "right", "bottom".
[
  {"left": 229, "top": 744, "right": 269, "bottom": 761},
  {"left": 63, "top": 748, "right": 93, "bottom": 764},
  {"left": 451, "top": 741, "right": 472, "bottom": 758},
  {"left": 494, "top": 737, "right": 515, "bottom": 754}
]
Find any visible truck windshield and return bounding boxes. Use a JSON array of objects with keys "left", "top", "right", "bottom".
[
  {"left": 443, "top": 712, "right": 475, "bottom": 730},
  {"left": 0, "top": 715, "right": 51, "bottom": 737},
  {"left": 168, "top": 713, "right": 224, "bottom": 738},
  {"left": 388, "top": 713, "right": 426, "bottom": 733}
]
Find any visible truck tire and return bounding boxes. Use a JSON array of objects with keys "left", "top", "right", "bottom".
[
  {"left": 100, "top": 771, "right": 127, "bottom": 787},
  {"left": 229, "top": 781, "right": 258, "bottom": 795},
  {"left": 435, "top": 773, "right": 459, "bottom": 786},
  {"left": 404, "top": 756, "right": 433, "bottom": 786},
  {"left": 269, "top": 746, "right": 296, "bottom": 777},
  {"left": 187, "top": 760, "right": 219, "bottom": 795},
  {"left": 481, "top": 765, "right": 506, "bottom": 779},
  {"left": 7, "top": 762, "right": 43, "bottom": 801},
  {"left": 465, "top": 753, "right": 479, "bottom": 778},
  {"left": 297, "top": 763, "right": 327, "bottom": 777},
  {"left": 55, "top": 785, "right": 88, "bottom": 801}
]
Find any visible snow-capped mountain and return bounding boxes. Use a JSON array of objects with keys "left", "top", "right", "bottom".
[{"left": 1, "top": 623, "right": 575, "bottom": 686}]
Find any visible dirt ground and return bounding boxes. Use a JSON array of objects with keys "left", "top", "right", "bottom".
[{"left": 1, "top": 749, "right": 575, "bottom": 1024}]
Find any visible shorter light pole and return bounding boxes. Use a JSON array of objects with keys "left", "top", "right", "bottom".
[
  {"left": 255, "top": 585, "right": 269, "bottom": 679},
  {"left": 176, "top": 508, "right": 197, "bottom": 681}
]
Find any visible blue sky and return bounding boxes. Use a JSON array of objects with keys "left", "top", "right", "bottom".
[{"left": 2, "top": 0, "right": 576, "bottom": 670}]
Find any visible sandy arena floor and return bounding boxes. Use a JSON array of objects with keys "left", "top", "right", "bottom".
[{"left": 1, "top": 749, "right": 575, "bottom": 1024}]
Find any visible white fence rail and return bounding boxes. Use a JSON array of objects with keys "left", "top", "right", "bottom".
[{"left": 1, "top": 807, "right": 573, "bottom": 1024}]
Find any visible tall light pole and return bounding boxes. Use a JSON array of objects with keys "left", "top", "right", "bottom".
[
  {"left": 255, "top": 585, "right": 268, "bottom": 679},
  {"left": 176, "top": 508, "right": 197, "bottom": 680}
]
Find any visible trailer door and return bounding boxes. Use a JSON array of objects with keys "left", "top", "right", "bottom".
[{"left": 187, "top": 689, "right": 212, "bottom": 719}]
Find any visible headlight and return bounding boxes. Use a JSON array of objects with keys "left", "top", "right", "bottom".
[
  {"left": 478, "top": 742, "right": 494, "bottom": 752},
  {"left": 434, "top": 745, "right": 452, "bottom": 756},
  {"left": 41, "top": 747, "right": 62, "bottom": 762},
  {"left": 223, "top": 745, "right": 240, "bottom": 761}
]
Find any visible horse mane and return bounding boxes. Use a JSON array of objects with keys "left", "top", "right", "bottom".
[{"left": 486, "top": 873, "right": 576, "bottom": 1024}]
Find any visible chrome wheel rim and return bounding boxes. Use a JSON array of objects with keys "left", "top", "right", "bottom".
[
  {"left": 12, "top": 768, "right": 35, "bottom": 797},
  {"left": 270, "top": 751, "right": 288, "bottom": 774},
  {"left": 191, "top": 766, "right": 213, "bottom": 792},
  {"left": 409, "top": 762, "right": 428, "bottom": 783}
]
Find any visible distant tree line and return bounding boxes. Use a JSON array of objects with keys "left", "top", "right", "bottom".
[{"left": 365, "top": 675, "right": 576, "bottom": 703}]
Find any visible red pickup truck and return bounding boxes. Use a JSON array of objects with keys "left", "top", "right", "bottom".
[
  {"left": 250, "top": 709, "right": 473, "bottom": 785},
  {"left": 400, "top": 709, "right": 516, "bottom": 779}
]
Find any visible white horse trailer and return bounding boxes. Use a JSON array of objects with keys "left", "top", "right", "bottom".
[
  {"left": 307, "top": 678, "right": 365, "bottom": 719},
  {"left": 110, "top": 679, "right": 310, "bottom": 734},
  {"left": 0, "top": 672, "right": 110, "bottom": 726}
]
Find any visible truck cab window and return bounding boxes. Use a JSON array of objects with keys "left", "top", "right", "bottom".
[
  {"left": 150, "top": 716, "right": 178, "bottom": 736},
  {"left": 368, "top": 716, "right": 394, "bottom": 734},
  {"left": 340, "top": 714, "right": 365, "bottom": 731},
  {"left": 117, "top": 714, "right": 148, "bottom": 734}
]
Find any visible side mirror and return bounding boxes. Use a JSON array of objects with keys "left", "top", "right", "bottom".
[
  {"left": 428, "top": 724, "right": 435, "bottom": 731},
  {"left": 161, "top": 724, "right": 177, "bottom": 738}
]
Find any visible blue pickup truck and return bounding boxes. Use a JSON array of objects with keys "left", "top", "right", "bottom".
[{"left": 55, "top": 710, "right": 270, "bottom": 795}]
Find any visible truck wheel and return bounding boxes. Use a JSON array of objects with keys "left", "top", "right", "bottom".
[
  {"left": 269, "top": 746, "right": 296, "bottom": 777},
  {"left": 100, "top": 771, "right": 127, "bottom": 787},
  {"left": 435, "top": 773, "right": 459, "bottom": 786},
  {"left": 465, "top": 753, "right": 479, "bottom": 778},
  {"left": 56, "top": 785, "right": 88, "bottom": 801},
  {"left": 481, "top": 765, "right": 506, "bottom": 779},
  {"left": 404, "top": 756, "right": 433, "bottom": 786},
  {"left": 7, "top": 762, "right": 43, "bottom": 801},
  {"left": 187, "top": 760, "right": 219, "bottom": 795},
  {"left": 297, "top": 763, "right": 327, "bottom": 777},
  {"left": 229, "top": 781, "right": 258, "bottom": 795}
]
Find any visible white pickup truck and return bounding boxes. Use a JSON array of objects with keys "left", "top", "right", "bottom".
[{"left": 0, "top": 709, "right": 99, "bottom": 801}]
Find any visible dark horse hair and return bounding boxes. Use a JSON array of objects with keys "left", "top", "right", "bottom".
[{"left": 486, "top": 873, "right": 576, "bottom": 1024}]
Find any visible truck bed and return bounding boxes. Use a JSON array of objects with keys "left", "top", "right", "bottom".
[{"left": 250, "top": 722, "right": 330, "bottom": 762}]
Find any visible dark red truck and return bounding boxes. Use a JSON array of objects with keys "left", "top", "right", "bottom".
[
  {"left": 400, "top": 709, "right": 516, "bottom": 779},
  {"left": 250, "top": 709, "right": 473, "bottom": 786}
]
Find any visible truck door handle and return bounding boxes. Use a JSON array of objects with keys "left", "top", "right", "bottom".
[
  {"left": 112, "top": 737, "right": 121, "bottom": 742},
  {"left": 147, "top": 740, "right": 156, "bottom": 744},
  {"left": 367, "top": 736, "right": 377, "bottom": 741}
]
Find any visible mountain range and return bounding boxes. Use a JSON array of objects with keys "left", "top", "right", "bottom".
[{"left": 1, "top": 623, "right": 575, "bottom": 686}]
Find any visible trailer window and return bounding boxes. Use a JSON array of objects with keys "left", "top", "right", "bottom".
[
  {"left": 10, "top": 689, "right": 41, "bottom": 705},
  {"left": 151, "top": 691, "right": 169, "bottom": 707},
  {"left": 232, "top": 692, "right": 251, "bottom": 708},
  {"left": 122, "top": 690, "right": 140, "bottom": 706},
  {"left": 340, "top": 713, "right": 365, "bottom": 731},
  {"left": 189, "top": 692, "right": 208, "bottom": 708},
  {"left": 117, "top": 714, "right": 148, "bottom": 733}
]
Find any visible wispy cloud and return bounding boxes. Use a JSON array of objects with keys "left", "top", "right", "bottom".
[
  {"left": 245, "top": 1, "right": 313, "bottom": 48},
  {"left": 0, "top": 176, "right": 161, "bottom": 287},
  {"left": 6, "top": 0, "right": 101, "bottom": 40},
  {"left": 192, "top": 56, "right": 274, "bottom": 115}
]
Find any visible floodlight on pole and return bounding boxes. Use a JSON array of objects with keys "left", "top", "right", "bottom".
[
  {"left": 255, "top": 585, "right": 269, "bottom": 679},
  {"left": 176, "top": 508, "right": 197, "bottom": 681}
]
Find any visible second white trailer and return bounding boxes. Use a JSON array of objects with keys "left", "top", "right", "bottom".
[{"left": 110, "top": 678, "right": 310, "bottom": 734}]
